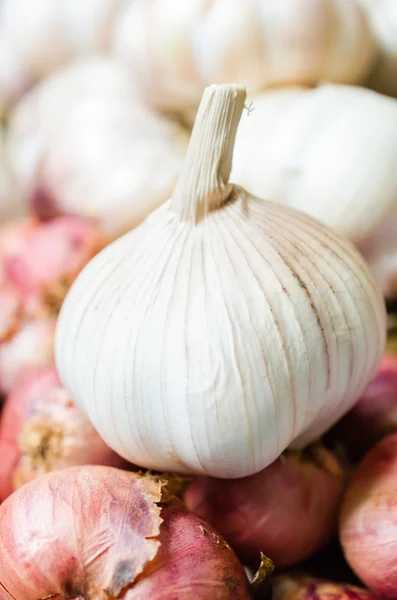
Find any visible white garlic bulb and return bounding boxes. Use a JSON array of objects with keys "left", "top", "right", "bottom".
[
  {"left": 112, "top": 0, "right": 376, "bottom": 120},
  {"left": 0, "top": 0, "right": 124, "bottom": 79},
  {"left": 0, "top": 38, "right": 32, "bottom": 118},
  {"left": 359, "top": 0, "right": 397, "bottom": 98},
  {"left": 6, "top": 58, "right": 189, "bottom": 238},
  {"left": 0, "top": 128, "right": 23, "bottom": 223},
  {"left": 357, "top": 209, "right": 397, "bottom": 300},
  {"left": 231, "top": 85, "right": 397, "bottom": 247},
  {"left": 0, "top": 0, "right": 127, "bottom": 118},
  {"left": 55, "top": 84, "right": 386, "bottom": 479}
]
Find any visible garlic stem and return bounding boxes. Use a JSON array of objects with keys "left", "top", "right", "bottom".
[{"left": 171, "top": 84, "right": 247, "bottom": 223}]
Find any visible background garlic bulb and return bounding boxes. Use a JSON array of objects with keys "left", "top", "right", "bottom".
[
  {"left": 231, "top": 85, "right": 397, "bottom": 248},
  {"left": 55, "top": 84, "right": 386, "bottom": 480},
  {"left": 0, "top": 128, "right": 23, "bottom": 223},
  {"left": 0, "top": 0, "right": 124, "bottom": 79},
  {"left": 357, "top": 210, "right": 397, "bottom": 300},
  {"left": 112, "top": 0, "right": 376, "bottom": 120},
  {"left": 360, "top": 0, "right": 397, "bottom": 98},
  {"left": 6, "top": 58, "right": 189, "bottom": 238},
  {"left": 0, "top": 0, "right": 127, "bottom": 118},
  {"left": 0, "top": 39, "right": 32, "bottom": 118}
]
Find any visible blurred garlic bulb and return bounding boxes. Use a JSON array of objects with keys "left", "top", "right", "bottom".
[
  {"left": 360, "top": 0, "right": 397, "bottom": 98},
  {"left": 0, "top": 39, "right": 32, "bottom": 118},
  {"left": 7, "top": 58, "right": 189, "bottom": 238},
  {"left": 357, "top": 209, "right": 397, "bottom": 300},
  {"left": 56, "top": 84, "right": 386, "bottom": 479},
  {"left": 231, "top": 85, "right": 397, "bottom": 261},
  {"left": 0, "top": 128, "right": 23, "bottom": 223},
  {"left": 112, "top": 0, "right": 376, "bottom": 120},
  {"left": 0, "top": 0, "right": 124, "bottom": 79},
  {"left": 0, "top": 0, "right": 127, "bottom": 118}
]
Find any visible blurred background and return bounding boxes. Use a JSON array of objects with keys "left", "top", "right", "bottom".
[{"left": 0, "top": 0, "right": 396, "bottom": 298}]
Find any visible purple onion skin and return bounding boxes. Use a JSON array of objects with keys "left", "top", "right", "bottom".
[
  {"left": 184, "top": 446, "right": 346, "bottom": 567},
  {"left": 325, "top": 353, "right": 397, "bottom": 462},
  {"left": 272, "top": 574, "right": 379, "bottom": 600}
]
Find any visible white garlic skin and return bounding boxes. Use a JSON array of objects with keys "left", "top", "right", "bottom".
[
  {"left": 231, "top": 84, "right": 397, "bottom": 247},
  {"left": 6, "top": 58, "right": 189, "bottom": 238},
  {"left": 360, "top": 0, "right": 397, "bottom": 98},
  {"left": 112, "top": 0, "right": 376, "bottom": 118},
  {"left": 55, "top": 193, "right": 386, "bottom": 478}
]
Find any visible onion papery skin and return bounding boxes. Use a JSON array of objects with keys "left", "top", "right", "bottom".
[
  {"left": 0, "top": 216, "right": 105, "bottom": 394},
  {"left": 0, "top": 466, "right": 251, "bottom": 599},
  {"left": 272, "top": 573, "right": 379, "bottom": 600},
  {"left": 326, "top": 352, "right": 397, "bottom": 461},
  {"left": 0, "top": 364, "right": 127, "bottom": 500},
  {"left": 184, "top": 446, "right": 346, "bottom": 566},
  {"left": 340, "top": 432, "right": 397, "bottom": 598}
]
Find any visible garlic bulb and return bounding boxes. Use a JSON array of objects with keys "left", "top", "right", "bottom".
[
  {"left": 55, "top": 84, "right": 386, "bottom": 479},
  {"left": 231, "top": 85, "right": 397, "bottom": 247},
  {"left": 0, "top": 39, "right": 32, "bottom": 118},
  {"left": 6, "top": 58, "right": 189, "bottom": 239},
  {"left": 112, "top": 0, "right": 376, "bottom": 120},
  {"left": 0, "top": 0, "right": 124, "bottom": 79},
  {"left": 360, "top": 0, "right": 397, "bottom": 98},
  {"left": 0, "top": 128, "right": 23, "bottom": 223},
  {"left": 0, "top": 0, "right": 127, "bottom": 118},
  {"left": 356, "top": 209, "right": 397, "bottom": 300}
]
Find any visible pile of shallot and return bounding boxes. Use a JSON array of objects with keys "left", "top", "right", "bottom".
[{"left": 1, "top": 2, "right": 397, "bottom": 599}]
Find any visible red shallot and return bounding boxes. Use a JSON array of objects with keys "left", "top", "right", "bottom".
[
  {"left": 0, "top": 365, "right": 127, "bottom": 500},
  {"left": 272, "top": 573, "right": 378, "bottom": 600},
  {"left": 184, "top": 445, "right": 346, "bottom": 567},
  {"left": 0, "top": 217, "right": 38, "bottom": 278},
  {"left": 3, "top": 215, "right": 106, "bottom": 317},
  {"left": 326, "top": 352, "right": 397, "bottom": 461},
  {"left": 0, "top": 466, "right": 251, "bottom": 599},
  {"left": 340, "top": 432, "right": 397, "bottom": 598},
  {"left": 0, "top": 316, "right": 55, "bottom": 395},
  {"left": 0, "top": 216, "right": 105, "bottom": 394}
]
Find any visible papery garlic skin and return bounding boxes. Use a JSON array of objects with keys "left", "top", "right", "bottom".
[
  {"left": 231, "top": 85, "right": 397, "bottom": 247},
  {"left": 112, "top": 0, "right": 376, "bottom": 119},
  {"left": 56, "top": 85, "right": 386, "bottom": 479},
  {"left": 7, "top": 58, "right": 189, "bottom": 238},
  {"left": 360, "top": 0, "right": 397, "bottom": 98}
]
